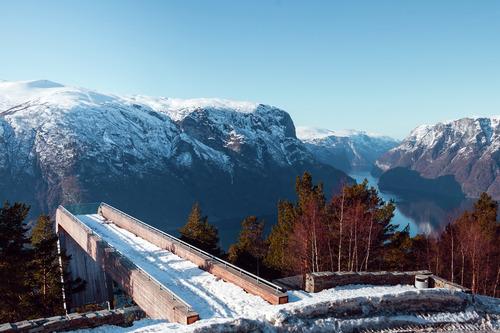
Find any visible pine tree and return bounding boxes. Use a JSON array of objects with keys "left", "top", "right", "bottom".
[
  {"left": 179, "top": 202, "right": 221, "bottom": 256},
  {"left": 264, "top": 200, "right": 296, "bottom": 273},
  {"left": 382, "top": 224, "right": 414, "bottom": 270},
  {"left": 295, "top": 172, "right": 325, "bottom": 214},
  {"left": 472, "top": 192, "right": 497, "bottom": 238},
  {"left": 0, "top": 202, "right": 35, "bottom": 322},
  {"left": 228, "top": 216, "right": 266, "bottom": 275},
  {"left": 31, "top": 215, "right": 66, "bottom": 317}
]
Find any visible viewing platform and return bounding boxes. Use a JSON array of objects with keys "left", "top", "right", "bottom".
[{"left": 56, "top": 203, "right": 287, "bottom": 325}]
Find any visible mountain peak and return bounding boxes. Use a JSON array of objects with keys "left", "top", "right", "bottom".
[
  {"left": 0, "top": 79, "right": 65, "bottom": 90},
  {"left": 128, "top": 96, "right": 261, "bottom": 121},
  {"left": 23, "top": 79, "right": 65, "bottom": 89}
]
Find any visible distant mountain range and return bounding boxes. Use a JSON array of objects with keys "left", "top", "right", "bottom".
[
  {"left": 376, "top": 117, "right": 499, "bottom": 200},
  {"left": 0, "top": 80, "right": 350, "bottom": 227},
  {"left": 297, "top": 127, "right": 399, "bottom": 173}
]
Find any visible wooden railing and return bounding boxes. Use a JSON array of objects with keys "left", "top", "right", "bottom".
[{"left": 98, "top": 202, "right": 286, "bottom": 294}]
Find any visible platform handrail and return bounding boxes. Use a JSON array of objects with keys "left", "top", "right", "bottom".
[
  {"left": 98, "top": 202, "right": 286, "bottom": 294},
  {"left": 57, "top": 205, "right": 194, "bottom": 313}
]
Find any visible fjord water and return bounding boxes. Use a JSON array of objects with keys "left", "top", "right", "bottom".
[
  {"left": 349, "top": 171, "right": 473, "bottom": 236},
  {"left": 349, "top": 171, "right": 419, "bottom": 235}
]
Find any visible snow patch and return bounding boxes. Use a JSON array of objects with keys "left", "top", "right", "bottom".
[
  {"left": 128, "top": 96, "right": 259, "bottom": 121},
  {"left": 296, "top": 126, "right": 392, "bottom": 141}
]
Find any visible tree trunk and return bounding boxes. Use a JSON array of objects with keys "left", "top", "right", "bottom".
[
  {"left": 471, "top": 236, "right": 477, "bottom": 293},
  {"left": 461, "top": 248, "right": 465, "bottom": 287},
  {"left": 337, "top": 188, "right": 345, "bottom": 272},
  {"left": 450, "top": 228, "right": 454, "bottom": 283},
  {"left": 348, "top": 223, "right": 353, "bottom": 272},
  {"left": 364, "top": 213, "right": 374, "bottom": 271},
  {"left": 493, "top": 265, "right": 499, "bottom": 297},
  {"left": 328, "top": 238, "right": 334, "bottom": 272}
]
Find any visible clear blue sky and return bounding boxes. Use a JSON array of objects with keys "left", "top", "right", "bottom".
[{"left": 1, "top": 1, "right": 499, "bottom": 138}]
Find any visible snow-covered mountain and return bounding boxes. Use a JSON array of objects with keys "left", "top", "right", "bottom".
[
  {"left": 296, "top": 126, "right": 399, "bottom": 172},
  {"left": 376, "top": 117, "right": 500, "bottom": 200},
  {"left": 0, "top": 80, "right": 349, "bottom": 226}
]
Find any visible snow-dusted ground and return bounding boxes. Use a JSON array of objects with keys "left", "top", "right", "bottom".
[
  {"left": 70, "top": 288, "right": 500, "bottom": 333},
  {"left": 74, "top": 214, "right": 500, "bottom": 332}
]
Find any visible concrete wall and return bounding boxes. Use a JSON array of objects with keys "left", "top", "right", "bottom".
[
  {"left": 0, "top": 307, "right": 144, "bottom": 333},
  {"left": 56, "top": 208, "right": 199, "bottom": 325},
  {"left": 304, "top": 271, "right": 470, "bottom": 293},
  {"left": 100, "top": 204, "right": 288, "bottom": 305}
]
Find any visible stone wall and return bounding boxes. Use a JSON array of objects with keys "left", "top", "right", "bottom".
[{"left": 0, "top": 307, "right": 144, "bottom": 333}]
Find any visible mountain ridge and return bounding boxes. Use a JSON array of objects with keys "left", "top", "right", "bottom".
[{"left": 376, "top": 116, "right": 499, "bottom": 200}]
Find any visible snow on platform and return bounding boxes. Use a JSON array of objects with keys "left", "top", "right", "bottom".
[{"left": 76, "top": 214, "right": 269, "bottom": 320}]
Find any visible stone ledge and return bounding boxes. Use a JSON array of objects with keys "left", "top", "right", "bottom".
[{"left": 0, "top": 307, "right": 144, "bottom": 333}]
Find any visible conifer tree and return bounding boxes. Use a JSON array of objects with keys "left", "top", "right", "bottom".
[
  {"left": 0, "top": 202, "right": 35, "bottom": 322},
  {"left": 31, "top": 215, "right": 65, "bottom": 317},
  {"left": 264, "top": 200, "right": 296, "bottom": 273},
  {"left": 179, "top": 202, "right": 221, "bottom": 256},
  {"left": 382, "top": 224, "right": 414, "bottom": 270},
  {"left": 228, "top": 216, "right": 266, "bottom": 275},
  {"left": 472, "top": 192, "right": 497, "bottom": 237},
  {"left": 295, "top": 172, "right": 325, "bottom": 214}
]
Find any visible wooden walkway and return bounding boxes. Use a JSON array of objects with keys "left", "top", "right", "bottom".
[{"left": 56, "top": 203, "right": 287, "bottom": 325}]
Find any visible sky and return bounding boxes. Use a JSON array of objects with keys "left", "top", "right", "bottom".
[{"left": 0, "top": 1, "right": 499, "bottom": 138}]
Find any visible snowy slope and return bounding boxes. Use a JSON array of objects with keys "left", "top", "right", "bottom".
[
  {"left": 0, "top": 80, "right": 349, "bottom": 225},
  {"left": 376, "top": 117, "right": 500, "bottom": 199},
  {"left": 297, "top": 126, "right": 399, "bottom": 172}
]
